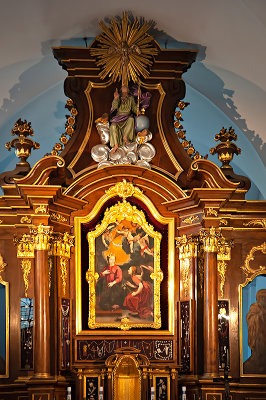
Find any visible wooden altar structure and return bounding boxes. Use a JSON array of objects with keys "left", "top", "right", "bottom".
[{"left": 0, "top": 15, "right": 265, "bottom": 400}]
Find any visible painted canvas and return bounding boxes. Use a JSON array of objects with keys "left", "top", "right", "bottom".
[
  {"left": 86, "top": 201, "right": 162, "bottom": 330},
  {"left": 241, "top": 274, "right": 266, "bottom": 376}
]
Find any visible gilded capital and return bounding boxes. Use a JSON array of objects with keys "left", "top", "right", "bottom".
[
  {"left": 50, "top": 232, "right": 74, "bottom": 258},
  {"left": 176, "top": 234, "right": 198, "bottom": 259},
  {"left": 200, "top": 227, "right": 221, "bottom": 252},
  {"left": 30, "top": 224, "right": 53, "bottom": 251},
  {"left": 14, "top": 234, "right": 35, "bottom": 258}
]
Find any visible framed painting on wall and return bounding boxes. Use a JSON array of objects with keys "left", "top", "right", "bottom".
[{"left": 240, "top": 273, "right": 266, "bottom": 377}]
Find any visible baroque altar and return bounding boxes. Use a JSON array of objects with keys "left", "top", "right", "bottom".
[{"left": 0, "top": 12, "right": 265, "bottom": 400}]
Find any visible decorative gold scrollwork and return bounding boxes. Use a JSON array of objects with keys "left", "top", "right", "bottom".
[
  {"left": 241, "top": 242, "right": 266, "bottom": 277},
  {"left": 176, "top": 235, "right": 198, "bottom": 298},
  {"left": 20, "top": 215, "right": 32, "bottom": 224},
  {"left": 50, "top": 212, "right": 67, "bottom": 223},
  {"left": 205, "top": 207, "right": 218, "bottom": 217},
  {"left": 217, "top": 260, "right": 227, "bottom": 298},
  {"left": 217, "top": 241, "right": 232, "bottom": 298},
  {"left": 243, "top": 219, "right": 266, "bottom": 228},
  {"left": 34, "top": 205, "right": 47, "bottom": 214},
  {"left": 182, "top": 215, "right": 200, "bottom": 225},
  {"left": 106, "top": 179, "right": 143, "bottom": 201},
  {"left": 21, "top": 259, "right": 31, "bottom": 297},
  {"left": 50, "top": 232, "right": 75, "bottom": 295}
]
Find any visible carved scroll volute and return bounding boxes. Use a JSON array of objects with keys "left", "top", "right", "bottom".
[{"left": 176, "top": 235, "right": 198, "bottom": 299}]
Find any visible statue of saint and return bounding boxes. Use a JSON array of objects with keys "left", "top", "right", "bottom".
[{"left": 109, "top": 86, "right": 139, "bottom": 153}]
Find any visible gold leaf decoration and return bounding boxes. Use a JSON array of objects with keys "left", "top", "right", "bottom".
[
  {"left": 20, "top": 215, "right": 32, "bottom": 224},
  {"left": 243, "top": 219, "right": 266, "bottom": 228},
  {"left": 21, "top": 259, "right": 31, "bottom": 297},
  {"left": 90, "top": 13, "right": 158, "bottom": 86},
  {"left": 182, "top": 215, "right": 200, "bottom": 225},
  {"left": 106, "top": 179, "right": 142, "bottom": 201}
]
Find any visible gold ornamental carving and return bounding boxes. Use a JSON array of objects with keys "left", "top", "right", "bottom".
[
  {"left": 176, "top": 234, "right": 198, "bottom": 259},
  {"left": 20, "top": 215, "right": 32, "bottom": 224},
  {"left": 86, "top": 200, "right": 162, "bottom": 330},
  {"left": 219, "top": 218, "right": 228, "bottom": 226},
  {"left": 205, "top": 207, "right": 218, "bottom": 217},
  {"left": 180, "top": 258, "right": 190, "bottom": 297},
  {"left": 217, "top": 260, "right": 227, "bottom": 298},
  {"left": 182, "top": 215, "right": 200, "bottom": 225},
  {"left": 50, "top": 232, "right": 74, "bottom": 296},
  {"left": 14, "top": 234, "right": 35, "bottom": 258},
  {"left": 30, "top": 224, "right": 53, "bottom": 250},
  {"left": 241, "top": 242, "right": 266, "bottom": 277},
  {"left": 21, "top": 259, "right": 31, "bottom": 297},
  {"left": 106, "top": 179, "right": 142, "bottom": 201},
  {"left": 0, "top": 253, "right": 7, "bottom": 284},
  {"left": 243, "top": 219, "right": 266, "bottom": 228},
  {"left": 200, "top": 227, "right": 221, "bottom": 252},
  {"left": 176, "top": 235, "right": 198, "bottom": 298},
  {"left": 35, "top": 205, "right": 47, "bottom": 214},
  {"left": 217, "top": 242, "right": 232, "bottom": 298},
  {"left": 60, "top": 257, "right": 68, "bottom": 296},
  {"left": 90, "top": 12, "right": 158, "bottom": 86},
  {"left": 50, "top": 212, "right": 67, "bottom": 223}
]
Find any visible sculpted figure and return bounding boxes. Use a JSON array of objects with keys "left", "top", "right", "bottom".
[{"left": 109, "top": 86, "right": 139, "bottom": 153}]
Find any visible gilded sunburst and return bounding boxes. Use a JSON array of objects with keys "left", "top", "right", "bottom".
[{"left": 90, "top": 13, "right": 158, "bottom": 86}]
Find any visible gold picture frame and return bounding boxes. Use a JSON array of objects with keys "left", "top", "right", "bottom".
[
  {"left": 153, "top": 374, "right": 170, "bottom": 400},
  {"left": 74, "top": 180, "right": 175, "bottom": 336}
]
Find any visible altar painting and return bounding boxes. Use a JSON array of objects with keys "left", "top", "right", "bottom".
[{"left": 86, "top": 201, "right": 162, "bottom": 330}]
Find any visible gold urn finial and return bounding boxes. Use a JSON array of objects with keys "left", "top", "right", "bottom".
[
  {"left": 210, "top": 126, "right": 241, "bottom": 169},
  {"left": 5, "top": 119, "right": 40, "bottom": 168}
]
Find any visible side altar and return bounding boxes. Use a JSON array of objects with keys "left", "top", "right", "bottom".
[{"left": 0, "top": 13, "right": 265, "bottom": 400}]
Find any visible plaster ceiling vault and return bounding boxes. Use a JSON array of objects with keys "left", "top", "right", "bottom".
[{"left": 0, "top": 0, "right": 265, "bottom": 199}]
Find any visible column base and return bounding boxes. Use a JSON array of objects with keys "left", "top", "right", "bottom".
[{"left": 200, "top": 372, "right": 220, "bottom": 380}]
